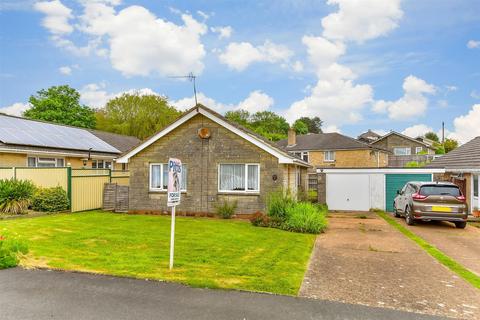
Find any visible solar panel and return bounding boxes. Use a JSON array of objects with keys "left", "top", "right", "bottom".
[{"left": 0, "top": 116, "right": 120, "bottom": 153}]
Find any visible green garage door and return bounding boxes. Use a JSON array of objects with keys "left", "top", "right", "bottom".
[{"left": 385, "top": 174, "right": 432, "bottom": 212}]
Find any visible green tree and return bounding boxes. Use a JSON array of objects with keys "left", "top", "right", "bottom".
[
  {"left": 24, "top": 85, "right": 95, "bottom": 128},
  {"left": 224, "top": 110, "right": 251, "bottom": 127},
  {"left": 250, "top": 111, "right": 290, "bottom": 141},
  {"left": 297, "top": 116, "right": 323, "bottom": 133},
  {"left": 96, "top": 93, "right": 181, "bottom": 139},
  {"left": 444, "top": 138, "right": 458, "bottom": 153},
  {"left": 424, "top": 131, "right": 439, "bottom": 142},
  {"left": 293, "top": 120, "right": 308, "bottom": 135}
]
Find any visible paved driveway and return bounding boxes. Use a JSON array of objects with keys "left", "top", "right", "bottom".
[
  {"left": 396, "top": 218, "right": 480, "bottom": 276},
  {"left": 0, "top": 268, "right": 444, "bottom": 320},
  {"left": 300, "top": 212, "right": 480, "bottom": 319}
]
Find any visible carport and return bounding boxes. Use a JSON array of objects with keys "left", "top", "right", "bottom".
[{"left": 317, "top": 168, "right": 445, "bottom": 212}]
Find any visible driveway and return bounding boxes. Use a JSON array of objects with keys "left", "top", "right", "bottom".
[
  {"left": 0, "top": 268, "right": 444, "bottom": 320},
  {"left": 396, "top": 218, "right": 480, "bottom": 276},
  {"left": 300, "top": 212, "right": 480, "bottom": 319}
]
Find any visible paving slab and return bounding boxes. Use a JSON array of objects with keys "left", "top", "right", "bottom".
[
  {"left": 300, "top": 212, "right": 480, "bottom": 319},
  {"left": 0, "top": 268, "right": 444, "bottom": 320}
]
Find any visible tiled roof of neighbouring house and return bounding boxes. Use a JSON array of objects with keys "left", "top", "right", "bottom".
[
  {"left": 426, "top": 136, "right": 480, "bottom": 170},
  {"left": 357, "top": 129, "right": 381, "bottom": 142},
  {"left": 88, "top": 129, "right": 140, "bottom": 153},
  {"left": 277, "top": 132, "right": 386, "bottom": 152}
]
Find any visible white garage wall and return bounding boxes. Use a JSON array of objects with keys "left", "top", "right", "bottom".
[{"left": 369, "top": 174, "right": 386, "bottom": 210}]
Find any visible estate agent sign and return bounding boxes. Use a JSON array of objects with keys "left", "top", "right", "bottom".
[{"left": 167, "top": 158, "right": 182, "bottom": 269}]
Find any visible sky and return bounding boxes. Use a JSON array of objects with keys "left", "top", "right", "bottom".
[{"left": 0, "top": 0, "right": 479, "bottom": 143}]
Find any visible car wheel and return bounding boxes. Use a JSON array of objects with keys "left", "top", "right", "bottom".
[
  {"left": 405, "top": 206, "right": 415, "bottom": 226},
  {"left": 393, "top": 202, "right": 400, "bottom": 217},
  {"left": 454, "top": 221, "right": 467, "bottom": 229}
]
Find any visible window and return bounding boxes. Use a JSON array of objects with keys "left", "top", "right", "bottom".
[
  {"left": 149, "top": 163, "right": 187, "bottom": 191},
  {"left": 474, "top": 175, "right": 479, "bottom": 198},
  {"left": 105, "top": 161, "right": 112, "bottom": 169},
  {"left": 37, "top": 157, "right": 56, "bottom": 167},
  {"left": 415, "top": 147, "right": 423, "bottom": 154},
  {"left": 27, "top": 156, "right": 65, "bottom": 167},
  {"left": 218, "top": 164, "right": 259, "bottom": 193},
  {"left": 324, "top": 151, "right": 335, "bottom": 162},
  {"left": 27, "top": 157, "right": 36, "bottom": 167},
  {"left": 56, "top": 158, "right": 65, "bottom": 167},
  {"left": 393, "top": 147, "right": 411, "bottom": 156},
  {"left": 121, "top": 163, "right": 128, "bottom": 171},
  {"left": 291, "top": 151, "right": 309, "bottom": 163},
  {"left": 92, "top": 160, "right": 104, "bottom": 169}
]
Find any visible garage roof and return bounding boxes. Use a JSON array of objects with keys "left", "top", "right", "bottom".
[{"left": 426, "top": 136, "right": 480, "bottom": 171}]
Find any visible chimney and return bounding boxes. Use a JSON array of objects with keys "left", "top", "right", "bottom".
[{"left": 288, "top": 128, "right": 296, "bottom": 146}]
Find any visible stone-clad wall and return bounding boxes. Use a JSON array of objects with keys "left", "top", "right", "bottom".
[
  {"left": 128, "top": 114, "right": 291, "bottom": 215},
  {"left": 372, "top": 134, "right": 432, "bottom": 155},
  {"left": 308, "top": 149, "right": 388, "bottom": 168}
]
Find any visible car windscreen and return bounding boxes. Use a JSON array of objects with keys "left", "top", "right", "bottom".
[{"left": 419, "top": 185, "right": 461, "bottom": 197}]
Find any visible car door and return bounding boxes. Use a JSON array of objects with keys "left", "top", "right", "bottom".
[{"left": 397, "top": 184, "right": 408, "bottom": 212}]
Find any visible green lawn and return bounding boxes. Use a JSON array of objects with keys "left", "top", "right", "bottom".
[{"left": 0, "top": 211, "right": 316, "bottom": 295}]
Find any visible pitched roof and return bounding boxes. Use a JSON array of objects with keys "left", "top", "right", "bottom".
[
  {"left": 358, "top": 130, "right": 381, "bottom": 141},
  {"left": 277, "top": 132, "right": 386, "bottom": 152},
  {"left": 117, "top": 104, "right": 309, "bottom": 167},
  {"left": 426, "top": 136, "right": 480, "bottom": 170},
  {"left": 371, "top": 131, "right": 434, "bottom": 149},
  {"left": 0, "top": 113, "right": 138, "bottom": 155},
  {"left": 88, "top": 129, "right": 140, "bottom": 153}
]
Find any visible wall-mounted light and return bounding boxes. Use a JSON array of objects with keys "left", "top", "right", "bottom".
[{"left": 81, "top": 158, "right": 88, "bottom": 167}]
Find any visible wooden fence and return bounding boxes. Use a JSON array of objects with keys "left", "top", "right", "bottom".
[{"left": 0, "top": 167, "right": 130, "bottom": 212}]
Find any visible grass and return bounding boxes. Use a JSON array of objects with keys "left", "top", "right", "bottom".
[
  {"left": 0, "top": 211, "right": 316, "bottom": 295},
  {"left": 377, "top": 210, "right": 480, "bottom": 290}
]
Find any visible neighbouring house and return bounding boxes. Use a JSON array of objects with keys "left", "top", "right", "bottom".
[
  {"left": 357, "top": 129, "right": 382, "bottom": 144},
  {"left": 365, "top": 130, "right": 436, "bottom": 167},
  {"left": 276, "top": 129, "right": 389, "bottom": 171},
  {"left": 0, "top": 113, "right": 139, "bottom": 170},
  {"left": 117, "top": 104, "right": 310, "bottom": 215},
  {"left": 427, "top": 136, "right": 480, "bottom": 214}
]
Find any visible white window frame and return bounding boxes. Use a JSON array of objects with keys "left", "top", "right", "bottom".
[
  {"left": 415, "top": 146, "right": 423, "bottom": 154},
  {"left": 26, "top": 156, "right": 65, "bottom": 168},
  {"left": 149, "top": 163, "right": 187, "bottom": 192},
  {"left": 324, "top": 151, "right": 335, "bottom": 162},
  {"left": 393, "top": 147, "right": 411, "bottom": 156},
  {"left": 218, "top": 163, "right": 260, "bottom": 193},
  {"left": 292, "top": 151, "right": 309, "bottom": 163}
]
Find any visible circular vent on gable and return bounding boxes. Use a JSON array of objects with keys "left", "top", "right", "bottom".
[{"left": 198, "top": 127, "right": 211, "bottom": 139}]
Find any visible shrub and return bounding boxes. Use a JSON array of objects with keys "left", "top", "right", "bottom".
[
  {"left": 31, "top": 186, "right": 69, "bottom": 212},
  {"left": 0, "top": 179, "right": 36, "bottom": 215},
  {"left": 0, "top": 234, "right": 28, "bottom": 269},
  {"left": 266, "top": 190, "right": 295, "bottom": 222},
  {"left": 282, "top": 202, "right": 328, "bottom": 234},
  {"left": 250, "top": 211, "right": 270, "bottom": 227},
  {"left": 215, "top": 199, "right": 237, "bottom": 219}
]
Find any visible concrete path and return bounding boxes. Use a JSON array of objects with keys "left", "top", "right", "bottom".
[
  {"left": 0, "top": 268, "right": 444, "bottom": 320},
  {"left": 300, "top": 212, "right": 480, "bottom": 319},
  {"left": 397, "top": 218, "right": 480, "bottom": 276}
]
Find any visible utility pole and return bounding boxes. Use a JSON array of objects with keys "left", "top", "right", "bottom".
[{"left": 442, "top": 121, "right": 445, "bottom": 144}]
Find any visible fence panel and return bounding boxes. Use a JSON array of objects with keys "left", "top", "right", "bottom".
[
  {"left": 0, "top": 168, "right": 14, "bottom": 180},
  {"left": 16, "top": 167, "right": 68, "bottom": 190},
  {"left": 111, "top": 170, "right": 130, "bottom": 186},
  {"left": 308, "top": 173, "right": 318, "bottom": 190},
  {"left": 71, "top": 169, "right": 110, "bottom": 212}
]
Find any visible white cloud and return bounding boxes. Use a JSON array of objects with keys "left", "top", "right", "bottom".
[
  {"left": 437, "top": 99, "right": 448, "bottom": 108},
  {"left": 59, "top": 65, "right": 72, "bottom": 75},
  {"left": 292, "top": 61, "right": 304, "bottom": 72},
  {"left": 34, "top": 0, "right": 73, "bottom": 35},
  {"left": 211, "top": 26, "right": 232, "bottom": 39},
  {"left": 471, "top": 90, "right": 480, "bottom": 99},
  {"left": 302, "top": 36, "right": 346, "bottom": 75},
  {"left": 171, "top": 90, "right": 274, "bottom": 113},
  {"left": 445, "top": 85, "right": 457, "bottom": 92},
  {"left": 324, "top": 125, "right": 341, "bottom": 133},
  {"left": 402, "top": 124, "right": 433, "bottom": 138},
  {"left": 373, "top": 75, "right": 436, "bottom": 120},
  {"left": 219, "top": 40, "right": 293, "bottom": 71},
  {"left": 197, "top": 10, "right": 209, "bottom": 20},
  {"left": 467, "top": 40, "right": 480, "bottom": 49},
  {"left": 322, "top": 0, "right": 403, "bottom": 43},
  {"left": 0, "top": 102, "right": 31, "bottom": 116},
  {"left": 448, "top": 104, "right": 480, "bottom": 143},
  {"left": 36, "top": 2, "right": 208, "bottom": 76}
]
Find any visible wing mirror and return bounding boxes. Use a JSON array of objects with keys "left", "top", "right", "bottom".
[{"left": 396, "top": 190, "right": 401, "bottom": 195}]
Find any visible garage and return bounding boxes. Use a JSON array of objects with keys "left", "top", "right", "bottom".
[{"left": 319, "top": 168, "right": 444, "bottom": 212}]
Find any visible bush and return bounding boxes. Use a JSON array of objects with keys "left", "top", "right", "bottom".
[
  {"left": 0, "top": 234, "right": 28, "bottom": 269},
  {"left": 250, "top": 211, "right": 270, "bottom": 227},
  {"left": 215, "top": 199, "right": 237, "bottom": 219},
  {"left": 266, "top": 190, "right": 295, "bottom": 221},
  {"left": 0, "top": 179, "right": 36, "bottom": 215},
  {"left": 31, "top": 186, "right": 69, "bottom": 212},
  {"left": 282, "top": 202, "right": 328, "bottom": 234}
]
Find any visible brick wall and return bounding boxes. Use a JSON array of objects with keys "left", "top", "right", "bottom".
[
  {"left": 308, "top": 149, "right": 388, "bottom": 168},
  {"left": 128, "top": 114, "right": 295, "bottom": 215}
]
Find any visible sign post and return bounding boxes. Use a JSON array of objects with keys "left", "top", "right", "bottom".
[{"left": 167, "top": 158, "right": 182, "bottom": 270}]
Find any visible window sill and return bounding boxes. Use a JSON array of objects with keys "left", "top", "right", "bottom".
[
  {"left": 323, "top": 160, "right": 335, "bottom": 162},
  {"left": 149, "top": 190, "right": 187, "bottom": 194},
  {"left": 217, "top": 191, "right": 260, "bottom": 196}
]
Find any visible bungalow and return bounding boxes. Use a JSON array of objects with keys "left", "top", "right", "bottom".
[
  {"left": 0, "top": 113, "right": 139, "bottom": 169},
  {"left": 117, "top": 104, "right": 310, "bottom": 215},
  {"left": 276, "top": 129, "right": 389, "bottom": 170},
  {"left": 427, "top": 136, "right": 480, "bottom": 214}
]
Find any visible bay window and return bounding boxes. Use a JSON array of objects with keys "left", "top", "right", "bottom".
[
  {"left": 149, "top": 163, "right": 187, "bottom": 191},
  {"left": 218, "top": 164, "right": 260, "bottom": 193}
]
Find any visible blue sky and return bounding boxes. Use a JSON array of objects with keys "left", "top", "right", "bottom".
[{"left": 0, "top": 0, "right": 479, "bottom": 142}]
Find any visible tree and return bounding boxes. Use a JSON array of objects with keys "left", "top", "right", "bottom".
[
  {"left": 293, "top": 120, "right": 308, "bottom": 135},
  {"left": 224, "top": 110, "right": 250, "bottom": 127},
  {"left": 444, "top": 138, "right": 458, "bottom": 153},
  {"left": 96, "top": 93, "right": 181, "bottom": 139},
  {"left": 24, "top": 85, "right": 95, "bottom": 128},
  {"left": 225, "top": 109, "right": 290, "bottom": 141},
  {"left": 297, "top": 116, "right": 323, "bottom": 133},
  {"left": 424, "top": 131, "right": 439, "bottom": 142}
]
